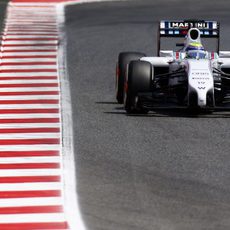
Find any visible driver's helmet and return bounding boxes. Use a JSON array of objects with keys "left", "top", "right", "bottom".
[{"left": 185, "top": 42, "right": 206, "bottom": 59}]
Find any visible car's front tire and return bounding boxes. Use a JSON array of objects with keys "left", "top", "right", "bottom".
[
  {"left": 124, "top": 60, "right": 152, "bottom": 114},
  {"left": 116, "top": 52, "right": 146, "bottom": 104}
]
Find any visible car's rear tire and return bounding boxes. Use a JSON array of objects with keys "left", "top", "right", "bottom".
[
  {"left": 116, "top": 52, "right": 146, "bottom": 104},
  {"left": 124, "top": 60, "right": 152, "bottom": 114}
]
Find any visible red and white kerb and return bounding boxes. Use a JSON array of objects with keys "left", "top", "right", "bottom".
[{"left": 0, "top": 2, "right": 69, "bottom": 229}]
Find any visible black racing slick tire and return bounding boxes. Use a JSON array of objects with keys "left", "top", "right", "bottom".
[
  {"left": 116, "top": 52, "right": 146, "bottom": 104},
  {"left": 124, "top": 60, "right": 152, "bottom": 114}
]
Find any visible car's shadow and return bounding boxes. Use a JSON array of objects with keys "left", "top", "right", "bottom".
[{"left": 96, "top": 101, "right": 230, "bottom": 118}]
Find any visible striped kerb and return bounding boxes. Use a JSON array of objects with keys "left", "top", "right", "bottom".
[{"left": 0, "top": 2, "right": 70, "bottom": 229}]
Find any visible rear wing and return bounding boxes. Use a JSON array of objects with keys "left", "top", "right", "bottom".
[{"left": 157, "top": 20, "right": 220, "bottom": 56}]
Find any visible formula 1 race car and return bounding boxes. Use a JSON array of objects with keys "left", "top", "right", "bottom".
[{"left": 115, "top": 20, "right": 230, "bottom": 113}]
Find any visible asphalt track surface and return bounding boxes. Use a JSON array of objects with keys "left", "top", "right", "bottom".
[{"left": 66, "top": 1, "right": 230, "bottom": 229}]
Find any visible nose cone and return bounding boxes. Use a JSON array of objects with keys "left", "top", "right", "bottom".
[{"left": 187, "top": 59, "right": 214, "bottom": 108}]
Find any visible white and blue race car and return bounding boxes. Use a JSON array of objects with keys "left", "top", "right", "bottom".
[{"left": 116, "top": 20, "right": 230, "bottom": 113}]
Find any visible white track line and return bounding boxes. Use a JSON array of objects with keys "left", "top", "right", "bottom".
[
  {"left": 7, "top": 22, "right": 57, "bottom": 26},
  {"left": 0, "top": 86, "right": 59, "bottom": 89},
  {"left": 2, "top": 52, "right": 57, "bottom": 56},
  {"left": 0, "top": 74, "right": 57, "bottom": 77},
  {"left": 0, "top": 183, "right": 62, "bottom": 192},
  {"left": 0, "top": 88, "right": 59, "bottom": 92},
  {"left": 0, "top": 157, "right": 60, "bottom": 163},
  {"left": 2, "top": 58, "right": 56, "bottom": 62},
  {"left": 0, "top": 114, "right": 59, "bottom": 118},
  {"left": 0, "top": 105, "right": 59, "bottom": 109},
  {"left": 0, "top": 214, "right": 66, "bottom": 223},
  {"left": 4, "top": 32, "right": 58, "bottom": 35},
  {"left": 0, "top": 134, "right": 59, "bottom": 139},
  {"left": 2, "top": 47, "right": 57, "bottom": 50},
  {"left": 3, "top": 41, "right": 57, "bottom": 45},
  {"left": 0, "top": 66, "right": 57, "bottom": 70},
  {"left": 0, "top": 124, "right": 60, "bottom": 129},
  {"left": 57, "top": 3, "right": 86, "bottom": 230},
  {"left": 0, "top": 169, "right": 61, "bottom": 177},
  {"left": 0, "top": 197, "right": 63, "bottom": 207},
  {"left": 5, "top": 36, "right": 58, "bottom": 39},
  {"left": 0, "top": 145, "right": 60, "bottom": 151}
]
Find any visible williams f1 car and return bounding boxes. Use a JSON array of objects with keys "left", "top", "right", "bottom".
[{"left": 115, "top": 20, "right": 230, "bottom": 113}]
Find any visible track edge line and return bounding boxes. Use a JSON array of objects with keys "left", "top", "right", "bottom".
[{"left": 57, "top": 3, "right": 86, "bottom": 230}]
